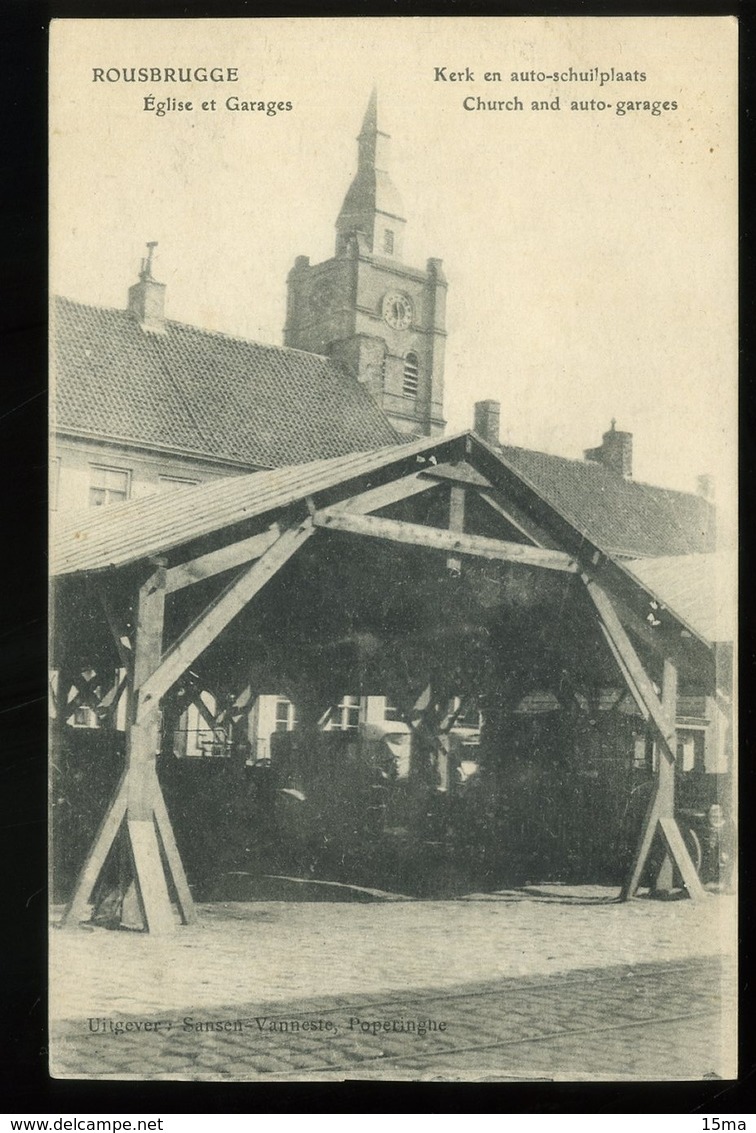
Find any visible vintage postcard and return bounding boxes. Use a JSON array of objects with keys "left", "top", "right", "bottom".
[{"left": 49, "top": 16, "right": 737, "bottom": 1082}]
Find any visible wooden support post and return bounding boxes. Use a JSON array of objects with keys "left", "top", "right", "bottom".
[
  {"left": 127, "top": 815, "right": 176, "bottom": 935},
  {"left": 653, "top": 660, "right": 677, "bottom": 893},
  {"left": 64, "top": 522, "right": 317, "bottom": 931},
  {"left": 216, "top": 683, "right": 254, "bottom": 727},
  {"left": 124, "top": 567, "right": 194, "bottom": 931},
  {"left": 447, "top": 485, "right": 465, "bottom": 574},
  {"left": 97, "top": 669, "right": 127, "bottom": 712},
  {"left": 63, "top": 566, "right": 197, "bottom": 933},
  {"left": 583, "top": 577, "right": 706, "bottom": 902},
  {"left": 596, "top": 623, "right": 649, "bottom": 724},
  {"left": 64, "top": 671, "right": 102, "bottom": 720},
  {"left": 584, "top": 578, "right": 675, "bottom": 758}
]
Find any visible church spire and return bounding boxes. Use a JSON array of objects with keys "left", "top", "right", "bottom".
[
  {"left": 336, "top": 88, "right": 406, "bottom": 258},
  {"left": 357, "top": 87, "right": 388, "bottom": 171}
]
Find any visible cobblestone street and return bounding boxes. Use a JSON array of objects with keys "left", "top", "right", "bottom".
[{"left": 50, "top": 888, "right": 737, "bottom": 1082}]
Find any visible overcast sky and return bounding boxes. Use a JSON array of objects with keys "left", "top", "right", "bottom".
[{"left": 50, "top": 17, "right": 737, "bottom": 517}]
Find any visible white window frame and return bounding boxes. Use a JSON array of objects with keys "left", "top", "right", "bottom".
[
  {"left": 89, "top": 463, "right": 131, "bottom": 508},
  {"left": 274, "top": 697, "right": 297, "bottom": 733},
  {"left": 323, "top": 695, "right": 361, "bottom": 732},
  {"left": 158, "top": 475, "right": 200, "bottom": 491}
]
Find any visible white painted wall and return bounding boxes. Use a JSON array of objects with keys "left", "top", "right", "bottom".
[{"left": 52, "top": 435, "right": 254, "bottom": 513}]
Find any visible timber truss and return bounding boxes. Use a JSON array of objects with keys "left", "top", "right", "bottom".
[{"left": 54, "top": 433, "right": 715, "bottom": 931}]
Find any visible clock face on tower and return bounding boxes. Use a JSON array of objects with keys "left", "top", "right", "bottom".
[{"left": 382, "top": 291, "right": 413, "bottom": 330}]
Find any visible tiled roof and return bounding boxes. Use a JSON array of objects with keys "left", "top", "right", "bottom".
[
  {"left": 496, "top": 444, "right": 715, "bottom": 558},
  {"left": 52, "top": 296, "right": 401, "bottom": 468},
  {"left": 52, "top": 295, "right": 715, "bottom": 562}
]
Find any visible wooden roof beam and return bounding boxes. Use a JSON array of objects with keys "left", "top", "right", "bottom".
[
  {"left": 313, "top": 509, "right": 578, "bottom": 573},
  {"left": 331, "top": 469, "right": 441, "bottom": 515},
  {"left": 476, "top": 490, "right": 556, "bottom": 549},
  {"left": 583, "top": 575, "right": 675, "bottom": 756},
  {"left": 583, "top": 577, "right": 706, "bottom": 900},
  {"left": 164, "top": 523, "right": 282, "bottom": 593},
  {"left": 605, "top": 585, "right": 704, "bottom": 675},
  {"left": 469, "top": 436, "right": 712, "bottom": 650},
  {"left": 136, "top": 519, "right": 315, "bottom": 721}
]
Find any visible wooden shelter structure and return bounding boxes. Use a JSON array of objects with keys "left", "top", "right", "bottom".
[{"left": 51, "top": 431, "right": 730, "bottom": 932}]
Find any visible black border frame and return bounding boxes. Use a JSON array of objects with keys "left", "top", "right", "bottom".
[{"left": 2, "top": 0, "right": 752, "bottom": 1115}]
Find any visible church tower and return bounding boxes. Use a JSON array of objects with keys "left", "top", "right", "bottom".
[{"left": 284, "top": 90, "right": 447, "bottom": 437}]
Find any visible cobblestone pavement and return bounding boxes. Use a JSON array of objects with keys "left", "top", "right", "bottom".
[{"left": 49, "top": 889, "right": 737, "bottom": 1082}]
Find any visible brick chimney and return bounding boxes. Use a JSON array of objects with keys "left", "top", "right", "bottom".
[
  {"left": 128, "top": 242, "right": 166, "bottom": 333},
  {"left": 474, "top": 399, "right": 501, "bottom": 446},
  {"left": 584, "top": 419, "right": 632, "bottom": 478}
]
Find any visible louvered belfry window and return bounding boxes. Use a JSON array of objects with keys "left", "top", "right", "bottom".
[{"left": 402, "top": 352, "right": 419, "bottom": 397}]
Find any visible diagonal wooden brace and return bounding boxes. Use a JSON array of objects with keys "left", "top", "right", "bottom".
[
  {"left": 137, "top": 520, "right": 315, "bottom": 720},
  {"left": 63, "top": 566, "right": 197, "bottom": 932},
  {"left": 583, "top": 576, "right": 706, "bottom": 901},
  {"left": 61, "top": 773, "right": 129, "bottom": 927}
]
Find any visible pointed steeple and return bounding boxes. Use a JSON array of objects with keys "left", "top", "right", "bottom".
[
  {"left": 357, "top": 87, "right": 389, "bottom": 171},
  {"left": 336, "top": 89, "right": 406, "bottom": 258}
]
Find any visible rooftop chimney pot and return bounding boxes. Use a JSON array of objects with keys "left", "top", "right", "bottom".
[
  {"left": 474, "top": 399, "right": 501, "bottom": 447},
  {"left": 128, "top": 242, "right": 166, "bottom": 333},
  {"left": 584, "top": 420, "right": 633, "bottom": 478}
]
